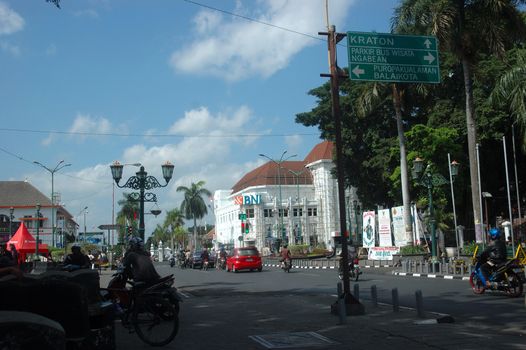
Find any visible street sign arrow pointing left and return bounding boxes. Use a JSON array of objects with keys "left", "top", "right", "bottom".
[{"left": 352, "top": 65, "right": 365, "bottom": 77}]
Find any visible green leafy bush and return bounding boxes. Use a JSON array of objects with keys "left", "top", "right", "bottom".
[
  {"left": 399, "top": 245, "right": 427, "bottom": 255},
  {"left": 461, "top": 241, "right": 482, "bottom": 256}
]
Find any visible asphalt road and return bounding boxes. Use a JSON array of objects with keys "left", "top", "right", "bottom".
[{"left": 150, "top": 263, "right": 526, "bottom": 329}]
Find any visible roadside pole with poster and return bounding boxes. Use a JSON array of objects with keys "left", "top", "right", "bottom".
[
  {"left": 378, "top": 209, "right": 393, "bottom": 247},
  {"left": 391, "top": 206, "right": 407, "bottom": 247},
  {"left": 362, "top": 211, "right": 376, "bottom": 248}
]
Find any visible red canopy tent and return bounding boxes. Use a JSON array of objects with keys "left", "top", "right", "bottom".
[{"left": 7, "top": 222, "right": 49, "bottom": 263}]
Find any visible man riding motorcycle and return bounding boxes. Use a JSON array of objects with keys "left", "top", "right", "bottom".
[
  {"left": 218, "top": 247, "right": 228, "bottom": 269},
  {"left": 480, "top": 228, "right": 507, "bottom": 289},
  {"left": 280, "top": 244, "right": 292, "bottom": 269},
  {"left": 122, "top": 236, "right": 161, "bottom": 286}
]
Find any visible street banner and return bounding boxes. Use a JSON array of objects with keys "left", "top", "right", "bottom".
[
  {"left": 362, "top": 211, "right": 376, "bottom": 248},
  {"left": 378, "top": 209, "right": 393, "bottom": 247},
  {"left": 368, "top": 246, "right": 400, "bottom": 260},
  {"left": 411, "top": 204, "right": 421, "bottom": 245},
  {"left": 391, "top": 206, "right": 407, "bottom": 247}
]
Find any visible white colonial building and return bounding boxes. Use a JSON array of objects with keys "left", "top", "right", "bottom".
[{"left": 213, "top": 141, "right": 358, "bottom": 253}]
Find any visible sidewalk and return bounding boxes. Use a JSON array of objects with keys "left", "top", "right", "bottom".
[{"left": 99, "top": 269, "right": 525, "bottom": 350}]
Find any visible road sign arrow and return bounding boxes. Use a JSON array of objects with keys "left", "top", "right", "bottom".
[
  {"left": 424, "top": 39, "right": 432, "bottom": 49},
  {"left": 352, "top": 65, "right": 365, "bottom": 77},
  {"left": 423, "top": 52, "right": 435, "bottom": 64}
]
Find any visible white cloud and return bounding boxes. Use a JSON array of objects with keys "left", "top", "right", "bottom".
[
  {"left": 0, "top": 40, "right": 19, "bottom": 55},
  {"left": 68, "top": 113, "right": 114, "bottom": 141},
  {"left": 169, "top": 0, "right": 353, "bottom": 81},
  {"left": 285, "top": 134, "right": 303, "bottom": 149},
  {"left": 0, "top": 2, "right": 24, "bottom": 36}
]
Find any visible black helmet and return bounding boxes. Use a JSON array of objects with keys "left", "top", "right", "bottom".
[{"left": 128, "top": 236, "right": 144, "bottom": 251}]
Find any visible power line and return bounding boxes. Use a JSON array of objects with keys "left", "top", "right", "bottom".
[
  {"left": 182, "top": 0, "right": 325, "bottom": 43},
  {"left": 0, "top": 127, "right": 318, "bottom": 138}
]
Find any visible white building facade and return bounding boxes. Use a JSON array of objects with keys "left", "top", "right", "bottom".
[{"left": 213, "top": 141, "right": 356, "bottom": 253}]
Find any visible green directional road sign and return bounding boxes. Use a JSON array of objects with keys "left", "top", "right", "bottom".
[{"left": 347, "top": 31, "right": 440, "bottom": 84}]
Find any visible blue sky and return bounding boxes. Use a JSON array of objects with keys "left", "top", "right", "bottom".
[{"left": 0, "top": 0, "right": 398, "bottom": 235}]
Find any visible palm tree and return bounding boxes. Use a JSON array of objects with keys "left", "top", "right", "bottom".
[
  {"left": 116, "top": 193, "right": 139, "bottom": 243},
  {"left": 177, "top": 181, "right": 212, "bottom": 250},
  {"left": 393, "top": 0, "right": 526, "bottom": 243},
  {"left": 491, "top": 49, "right": 526, "bottom": 148},
  {"left": 163, "top": 208, "right": 185, "bottom": 251},
  {"left": 356, "top": 82, "right": 416, "bottom": 245}
]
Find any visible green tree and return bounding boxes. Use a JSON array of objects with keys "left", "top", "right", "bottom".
[
  {"left": 393, "top": 0, "right": 526, "bottom": 243},
  {"left": 177, "top": 181, "right": 212, "bottom": 250},
  {"left": 116, "top": 193, "right": 139, "bottom": 244},
  {"left": 163, "top": 208, "right": 185, "bottom": 251}
]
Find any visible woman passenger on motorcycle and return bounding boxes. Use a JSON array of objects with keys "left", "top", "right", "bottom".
[
  {"left": 122, "top": 237, "right": 160, "bottom": 286},
  {"left": 280, "top": 244, "right": 291, "bottom": 264},
  {"left": 480, "top": 228, "right": 507, "bottom": 288}
]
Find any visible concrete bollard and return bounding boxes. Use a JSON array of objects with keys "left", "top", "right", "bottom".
[
  {"left": 392, "top": 288, "right": 399, "bottom": 312},
  {"left": 337, "top": 282, "right": 346, "bottom": 324},
  {"left": 371, "top": 285, "right": 378, "bottom": 308},
  {"left": 354, "top": 284, "right": 360, "bottom": 301},
  {"left": 415, "top": 290, "right": 424, "bottom": 318}
]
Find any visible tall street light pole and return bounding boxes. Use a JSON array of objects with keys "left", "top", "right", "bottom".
[
  {"left": 412, "top": 157, "right": 459, "bottom": 263},
  {"left": 84, "top": 207, "right": 88, "bottom": 242},
  {"left": 35, "top": 203, "right": 41, "bottom": 260},
  {"left": 110, "top": 161, "right": 174, "bottom": 241},
  {"left": 286, "top": 168, "right": 305, "bottom": 244},
  {"left": 34, "top": 160, "right": 71, "bottom": 247},
  {"left": 259, "top": 152, "right": 297, "bottom": 244}
]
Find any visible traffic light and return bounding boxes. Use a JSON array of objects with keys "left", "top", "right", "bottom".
[
  {"left": 245, "top": 222, "right": 249, "bottom": 234},
  {"left": 127, "top": 226, "right": 133, "bottom": 235},
  {"left": 241, "top": 222, "right": 245, "bottom": 234}
]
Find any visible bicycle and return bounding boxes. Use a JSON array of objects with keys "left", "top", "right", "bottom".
[{"left": 100, "top": 270, "right": 182, "bottom": 347}]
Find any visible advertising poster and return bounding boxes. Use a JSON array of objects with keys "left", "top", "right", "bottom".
[
  {"left": 391, "top": 206, "right": 407, "bottom": 247},
  {"left": 378, "top": 209, "right": 393, "bottom": 247},
  {"left": 368, "top": 246, "right": 400, "bottom": 260},
  {"left": 362, "top": 211, "right": 376, "bottom": 248}
]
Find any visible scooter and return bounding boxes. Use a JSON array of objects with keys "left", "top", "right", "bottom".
[
  {"left": 169, "top": 257, "right": 175, "bottom": 268},
  {"left": 338, "top": 258, "right": 362, "bottom": 281},
  {"left": 281, "top": 258, "right": 291, "bottom": 273}
]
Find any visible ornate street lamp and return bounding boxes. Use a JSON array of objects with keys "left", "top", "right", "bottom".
[
  {"left": 35, "top": 203, "right": 41, "bottom": 260},
  {"left": 286, "top": 168, "right": 305, "bottom": 244},
  {"left": 259, "top": 152, "right": 297, "bottom": 243},
  {"left": 353, "top": 200, "right": 360, "bottom": 244},
  {"left": 110, "top": 161, "right": 174, "bottom": 240},
  {"left": 34, "top": 160, "right": 71, "bottom": 247},
  {"left": 412, "top": 158, "right": 459, "bottom": 263}
]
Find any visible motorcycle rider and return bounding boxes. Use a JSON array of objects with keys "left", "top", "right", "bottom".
[
  {"left": 280, "top": 244, "right": 291, "bottom": 268},
  {"left": 200, "top": 248, "right": 210, "bottom": 268},
  {"left": 480, "top": 228, "right": 507, "bottom": 288},
  {"left": 122, "top": 236, "right": 160, "bottom": 286},
  {"left": 218, "top": 247, "right": 228, "bottom": 269}
]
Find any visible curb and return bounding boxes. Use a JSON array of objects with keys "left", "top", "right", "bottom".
[
  {"left": 263, "top": 264, "right": 336, "bottom": 269},
  {"left": 392, "top": 271, "right": 470, "bottom": 280}
]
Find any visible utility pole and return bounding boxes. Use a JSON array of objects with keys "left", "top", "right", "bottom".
[{"left": 319, "top": 25, "right": 362, "bottom": 313}]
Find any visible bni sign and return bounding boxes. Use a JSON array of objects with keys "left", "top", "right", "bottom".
[
  {"left": 234, "top": 194, "right": 262, "bottom": 206},
  {"left": 347, "top": 31, "right": 440, "bottom": 84}
]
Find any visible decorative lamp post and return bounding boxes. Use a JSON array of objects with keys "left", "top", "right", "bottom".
[
  {"left": 9, "top": 207, "right": 14, "bottom": 239},
  {"left": 481, "top": 192, "right": 492, "bottom": 233},
  {"left": 287, "top": 168, "right": 305, "bottom": 244},
  {"left": 34, "top": 160, "right": 71, "bottom": 247},
  {"left": 84, "top": 207, "right": 88, "bottom": 241},
  {"left": 259, "top": 152, "right": 297, "bottom": 243},
  {"left": 35, "top": 203, "right": 41, "bottom": 260},
  {"left": 412, "top": 157, "right": 459, "bottom": 263},
  {"left": 110, "top": 161, "right": 174, "bottom": 240}
]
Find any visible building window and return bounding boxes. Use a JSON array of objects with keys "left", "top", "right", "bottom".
[
  {"left": 308, "top": 207, "right": 317, "bottom": 217},
  {"left": 264, "top": 209, "right": 273, "bottom": 217},
  {"left": 293, "top": 208, "right": 303, "bottom": 217},
  {"left": 246, "top": 208, "right": 254, "bottom": 218},
  {"left": 279, "top": 209, "right": 288, "bottom": 217}
]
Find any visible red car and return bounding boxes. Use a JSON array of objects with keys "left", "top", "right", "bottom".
[{"left": 226, "top": 247, "right": 262, "bottom": 272}]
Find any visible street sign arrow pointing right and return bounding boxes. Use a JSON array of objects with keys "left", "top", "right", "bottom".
[{"left": 423, "top": 52, "right": 435, "bottom": 64}]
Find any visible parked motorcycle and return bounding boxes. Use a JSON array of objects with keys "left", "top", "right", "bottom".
[
  {"left": 281, "top": 258, "right": 291, "bottom": 273},
  {"left": 470, "top": 256, "right": 525, "bottom": 297},
  {"left": 338, "top": 258, "right": 361, "bottom": 281}
]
